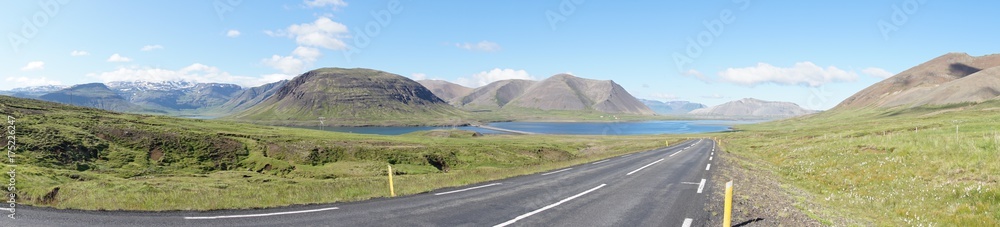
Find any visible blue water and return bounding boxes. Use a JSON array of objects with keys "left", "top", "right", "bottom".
[
  {"left": 299, "top": 120, "right": 756, "bottom": 135},
  {"left": 296, "top": 126, "right": 498, "bottom": 135},
  {"left": 487, "top": 120, "right": 752, "bottom": 135}
]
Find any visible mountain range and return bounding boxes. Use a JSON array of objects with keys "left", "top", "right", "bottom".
[{"left": 640, "top": 100, "right": 706, "bottom": 115}]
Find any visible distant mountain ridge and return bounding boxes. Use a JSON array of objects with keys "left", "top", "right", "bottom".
[
  {"left": 640, "top": 99, "right": 706, "bottom": 115},
  {"left": 690, "top": 98, "right": 816, "bottom": 117},
  {"left": 213, "top": 80, "right": 289, "bottom": 114},
  {"left": 835, "top": 52, "right": 1000, "bottom": 109},
  {"left": 108, "top": 81, "right": 242, "bottom": 111},
  {"left": 39, "top": 83, "right": 141, "bottom": 112}
]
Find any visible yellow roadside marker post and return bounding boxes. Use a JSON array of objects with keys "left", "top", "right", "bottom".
[
  {"left": 723, "top": 181, "right": 733, "bottom": 227},
  {"left": 388, "top": 165, "right": 396, "bottom": 197}
]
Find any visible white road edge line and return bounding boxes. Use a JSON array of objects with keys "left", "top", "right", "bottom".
[
  {"left": 621, "top": 154, "right": 633, "bottom": 158},
  {"left": 706, "top": 164, "right": 711, "bottom": 171},
  {"left": 434, "top": 183, "right": 503, "bottom": 196},
  {"left": 709, "top": 156, "right": 713, "bottom": 161},
  {"left": 626, "top": 158, "right": 664, "bottom": 176},
  {"left": 494, "top": 184, "right": 607, "bottom": 227},
  {"left": 697, "top": 179, "right": 706, "bottom": 193},
  {"left": 592, "top": 159, "right": 610, "bottom": 165},
  {"left": 680, "top": 182, "right": 700, "bottom": 185},
  {"left": 184, "top": 207, "right": 339, "bottom": 220},
  {"left": 682, "top": 218, "right": 694, "bottom": 227},
  {"left": 541, "top": 168, "right": 573, "bottom": 176}
]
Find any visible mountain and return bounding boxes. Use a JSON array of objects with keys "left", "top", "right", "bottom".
[
  {"left": 454, "top": 79, "right": 536, "bottom": 110},
  {"left": 107, "top": 81, "right": 242, "bottom": 111},
  {"left": 835, "top": 52, "right": 1000, "bottom": 109},
  {"left": 689, "top": 98, "right": 816, "bottom": 117},
  {"left": 177, "top": 83, "right": 244, "bottom": 109},
  {"left": 417, "top": 80, "right": 473, "bottom": 102},
  {"left": 2, "top": 85, "right": 68, "bottom": 98},
  {"left": 39, "top": 83, "right": 141, "bottom": 112},
  {"left": 640, "top": 99, "right": 707, "bottom": 115},
  {"left": 505, "top": 74, "right": 655, "bottom": 115},
  {"left": 228, "top": 68, "right": 467, "bottom": 126},
  {"left": 213, "top": 80, "right": 289, "bottom": 113}
]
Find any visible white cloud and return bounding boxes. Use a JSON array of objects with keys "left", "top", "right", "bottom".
[
  {"left": 455, "top": 41, "right": 501, "bottom": 52},
  {"left": 862, "top": 67, "right": 894, "bottom": 79},
  {"left": 262, "top": 55, "right": 307, "bottom": 75},
  {"left": 291, "top": 46, "right": 322, "bottom": 61},
  {"left": 718, "top": 62, "right": 858, "bottom": 87},
  {"left": 261, "top": 46, "right": 323, "bottom": 75},
  {"left": 107, "top": 54, "right": 132, "bottom": 62},
  {"left": 304, "top": 0, "right": 347, "bottom": 9},
  {"left": 455, "top": 68, "right": 534, "bottom": 87},
  {"left": 70, "top": 50, "right": 90, "bottom": 56},
  {"left": 20, "top": 61, "right": 44, "bottom": 71},
  {"left": 268, "top": 16, "right": 349, "bottom": 50},
  {"left": 226, "top": 29, "right": 241, "bottom": 38},
  {"left": 4, "top": 76, "right": 62, "bottom": 88},
  {"left": 86, "top": 64, "right": 289, "bottom": 88},
  {"left": 410, "top": 73, "right": 427, "bottom": 80},
  {"left": 140, "top": 45, "right": 164, "bottom": 51}
]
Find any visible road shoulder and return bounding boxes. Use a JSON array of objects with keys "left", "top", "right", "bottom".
[{"left": 704, "top": 149, "right": 829, "bottom": 226}]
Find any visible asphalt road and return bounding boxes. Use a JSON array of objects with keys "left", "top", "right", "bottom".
[{"left": 1, "top": 139, "right": 719, "bottom": 227}]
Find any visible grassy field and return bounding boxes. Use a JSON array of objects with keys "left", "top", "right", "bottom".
[
  {"left": 0, "top": 95, "right": 687, "bottom": 211},
  {"left": 715, "top": 101, "right": 1000, "bottom": 225}
]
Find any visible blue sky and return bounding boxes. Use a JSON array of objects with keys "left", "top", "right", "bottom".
[{"left": 3, "top": 0, "right": 999, "bottom": 110}]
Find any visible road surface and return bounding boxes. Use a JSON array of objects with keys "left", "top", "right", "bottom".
[{"left": 2, "top": 139, "right": 719, "bottom": 227}]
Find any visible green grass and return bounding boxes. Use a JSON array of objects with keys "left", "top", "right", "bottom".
[
  {"left": 715, "top": 101, "right": 1000, "bottom": 225},
  {"left": 0, "top": 95, "right": 687, "bottom": 211}
]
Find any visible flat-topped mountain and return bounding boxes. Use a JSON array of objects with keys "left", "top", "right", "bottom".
[
  {"left": 228, "top": 68, "right": 466, "bottom": 126},
  {"left": 689, "top": 98, "right": 816, "bottom": 117},
  {"left": 836, "top": 52, "right": 1000, "bottom": 109}
]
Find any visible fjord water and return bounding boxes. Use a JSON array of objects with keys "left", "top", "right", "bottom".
[{"left": 300, "top": 120, "right": 752, "bottom": 135}]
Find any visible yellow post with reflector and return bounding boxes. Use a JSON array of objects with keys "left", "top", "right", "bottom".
[
  {"left": 388, "top": 165, "right": 396, "bottom": 197},
  {"left": 723, "top": 181, "right": 733, "bottom": 227}
]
